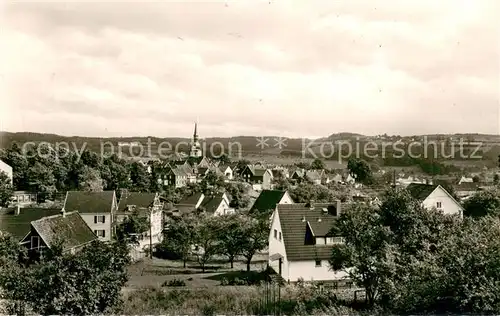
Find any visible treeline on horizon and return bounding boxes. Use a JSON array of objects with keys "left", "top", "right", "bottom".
[{"left": 1, "top": 132, "right": 498, "bottom": 168}]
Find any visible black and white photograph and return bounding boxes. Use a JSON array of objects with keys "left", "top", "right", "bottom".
[{"left": 0, "top": 0, "right": 499, "bottom": 314}]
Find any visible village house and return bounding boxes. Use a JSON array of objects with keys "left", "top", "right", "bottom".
[
  {"left": 240, "top": 165, "right": 273, "bottom": 190},
  {"left": 198, "top": 192, "right": 234, "bottom": 216},
  {"left": 20, "top": 211, "right": 98, "bottom": 255},
  {"left": 406, "top": 183, "right": 464, "bottom": 217},
  {"left": 217, "top": 164, "right": 234, "bottom": 180},
  {"left": 0, "top": 159, "right": 13, "bottom": 185},
  {"left": 174, "top": 192, "right": 233, "bottom": 217},
  {"left": 63, "top": 191, "right": 118, "bottom": 241},
  {"left": 457, "top": 176, "right": 474, "bottom": 185},
  {"left": 116, "top": 192, "right": 164, "bottom": 241},
  {"left": 251, "top": 189, "right": 294, "bottom": 214},
  {"left": 305, "top": 170, "right": 324, "bottom": 185},
  {"left": 268, "top": 202, "right": 347, "bottom": 283},
  {"left": 162, "top": 166, "right": 189, "bottom": 188},
  {"left": 289, "top": 168, "right": 306, "bottom": 183},
  {"left": 0, "top": 206, "right": 61, "bottom": 241},
  {"left": 453, "top": 182, "right": 481, "bottom": 200}
]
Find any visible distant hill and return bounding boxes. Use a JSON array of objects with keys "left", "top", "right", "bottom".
[{"left": 1, "top": 131, "right": 498, "bottom": 166}]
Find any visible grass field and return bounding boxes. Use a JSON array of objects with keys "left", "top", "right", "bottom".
[{"left": 127, "top": 253, "right": 269, "bottom": 289}]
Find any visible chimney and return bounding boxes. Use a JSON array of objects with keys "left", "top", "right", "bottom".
[
  {"left": 317, "top": 217, "right": 322, "bottom": 222},
  {"left": 301, "top": 215, "right": 306, "bottom": 222},
  {"left": 60, "top": 208, "right": 66, "bottom": 218},
  {"left": 15, "top": 204, "right": 21, "bottom": 216},
  {"left": 336, "top": 200, "right": 342, "bottom": 217},
  {"left": 309, "top": 200, "right": 315, "bottom": 210}
]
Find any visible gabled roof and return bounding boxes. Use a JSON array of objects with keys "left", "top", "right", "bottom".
[
  {"left": 117, "top": 192, "right": 158, "bottom": 213},
  {"left": 454, "top": 182, "right": 481, "bottom": 191},
  {"left": 0, "top": 207, "right": 61, "bottom": 240},
  {"left": 218, "top": 164, "right": 232, "bottom": 172},
  {"left": 178, "top": 192, "right": 204, "bottom": 206},
  {"left": 276, "top": 203, "right": 340, "bottom": 261},
  {"left": 406, "top": 183, "right": 438, "bottom": 200},
  {"left": 64, "top": 191, "right": 116, "bottom": 214},
  {"left": 253, "top": 168, "right": 270, "bottom": 177},
  {"left": 29, "top": 211, "right": 97, "bottom": 250},
  {"left": 199, "top": 195, "right": 225, "bottom": 213},
  {"left": 251, "top": 190, "right": 289, "bottom": 212}
]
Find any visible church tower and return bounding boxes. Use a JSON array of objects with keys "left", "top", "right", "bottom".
[{"left": 189, "top": 122, "right": 203, "bottom": 157}]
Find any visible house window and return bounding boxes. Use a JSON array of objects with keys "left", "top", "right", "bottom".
[
  {"left": 31, "top": 236, "right": 40, "bottom": 249},
  {"left": 436, "top": 202, "right": 442, "bottom": 209},
  {"left": 94, "top": 230, "right": 106, "bottom": 238},
  {"left": 94, "top": 215, "right": 106, "bottom": 223},
  {"left": 326, "top": 237, "right": 345, "bottom": 244},
  {"left": 274, "top": 229, "right": 277, "bottom": 239},
  {"left": 279, "top": 232, "right": 282, "bottom": 241},
  {"left": 315, "top": 260, "right": 322, "bottom": 267}
]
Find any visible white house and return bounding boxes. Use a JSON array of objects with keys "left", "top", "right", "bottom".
[
  {"left": 0, "top": 159, "right": 13, "bottom": 185},
  {"left": 116, "top": 192, "right": 164, "bottom": 247},
  {"left": 406, "top": 183, "right": 464, "bottom": 217},
  {"left": 63, "top": 191, "right": 118, "bottom": 241},
  {"left": 268, "top": 202, "right": 348, "bottom": 283},
  {"left": 218, "top": 164, "right": 234, "bottom": 180},
  {"left": 175, "top": 192, "right": 234, "bottom": 216}
]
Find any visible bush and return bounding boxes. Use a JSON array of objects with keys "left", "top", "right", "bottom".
[{"left": 162, "top": 279, "right": 186, "bottom": 287}]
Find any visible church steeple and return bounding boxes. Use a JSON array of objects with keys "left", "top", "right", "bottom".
[
  {"left": 189, "top": 121, "right": 202, "bottom": 158},
  {"left": 193, "top": 122, "right": 198, "bottom": 142}
]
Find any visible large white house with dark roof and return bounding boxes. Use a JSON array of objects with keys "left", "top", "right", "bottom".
[
  {"left": 268, "top": 201, "right": 348, "bottom": 283},
  {"left": 63, "top": 191, "right": 118, "bottom": 241}
]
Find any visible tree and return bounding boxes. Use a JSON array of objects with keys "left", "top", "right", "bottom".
[
  {"left": 200, "top": 170, "right": 225, "bottom": 193},
  {"left": 224, "top": 182, "right": 251, "bottom": 210},
  {"left": 289, "top": 183, "right": 334, "bottom": 203},
  {"left": 78, "top": 166, "right": 104, "bottom": 192},
  {"left": 463, "top": 190, "right": 500, "bottom": 218},
  {"left": 494, "top": 174, "right": 499, "bottom": 185},
  {"left": 158, "top": 214, "right": 197, "bottom": 267},
  {"left": 193, "top": 215, "right": 220, "bottom": 272},
  {"left": 347, "top": 158, "right": 374, "bottom": 184},
  {"left": 239, "top": 215, "right": 269, "bottom": 271},
  {"left": 472, "top": 175, "right": 480, "bottom": 183},
  {"left": 216, "top": 215, "right": 246, "bottom": 268},
  {"left": 129, "top": 162, "right": 150, "bottom": 192},
  {"left": 26, "top": 162, "right": 56, "bottom": 194},
  {"left": 0, "top": 240, "right": 130, "bottom": 315},
  {"left": 116, "top": 209, "right": 151, "bottom": 246},
  {"left": 329, "top": 203, "right": 393, "bottom": 306},
  {"left": 310, "top": 158, "right": 326, "bottom": 170},
  {"left": 0, "top": 171, "right": 13, "bottom": 207}
]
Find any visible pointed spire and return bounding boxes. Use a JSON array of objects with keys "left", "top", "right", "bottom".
[{"left": 194, "top": 121, "right": 198, "bottom": 138}]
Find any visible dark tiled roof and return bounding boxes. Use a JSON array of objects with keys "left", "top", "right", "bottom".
[
  {"left": 0, "top": 208, "right": 61, "bottom": 240},
  {"left": 117, "top": 192, "right": 157, "bottom": 213},
  {"left": 31, "top": 211, "right": 97, "bottom": 250},
  {"left": 251, "top": 190, "right": 288, "bottom": 212},
  {"left": 406, "top": 183, "right": 438, "bottom": 200},
  {"left": 277, "top": 203, "right": 340, "bottom": 261},
  {"left": 254, "top": 168, "right": 269, "bottom": 177},
  {"left": 454, "top": 182, "right": 481, "bottom": 191},
  {"left": 178, "top": 192, "right": 204, "bottom": 206},
  {"left": 64, "top": 191, "right": 116, "bottom": 214},
  {"left": 200, "top": 196, "right": 224, "bottom": 213}
]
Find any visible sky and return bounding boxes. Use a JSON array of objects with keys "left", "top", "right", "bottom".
[{"left": 1, "top": 0, "right": 499, "bottom": 139}]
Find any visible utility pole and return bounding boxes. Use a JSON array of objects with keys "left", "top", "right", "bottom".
[{"left": 149, "top": 207, "right": 153, "bottom": 259}]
